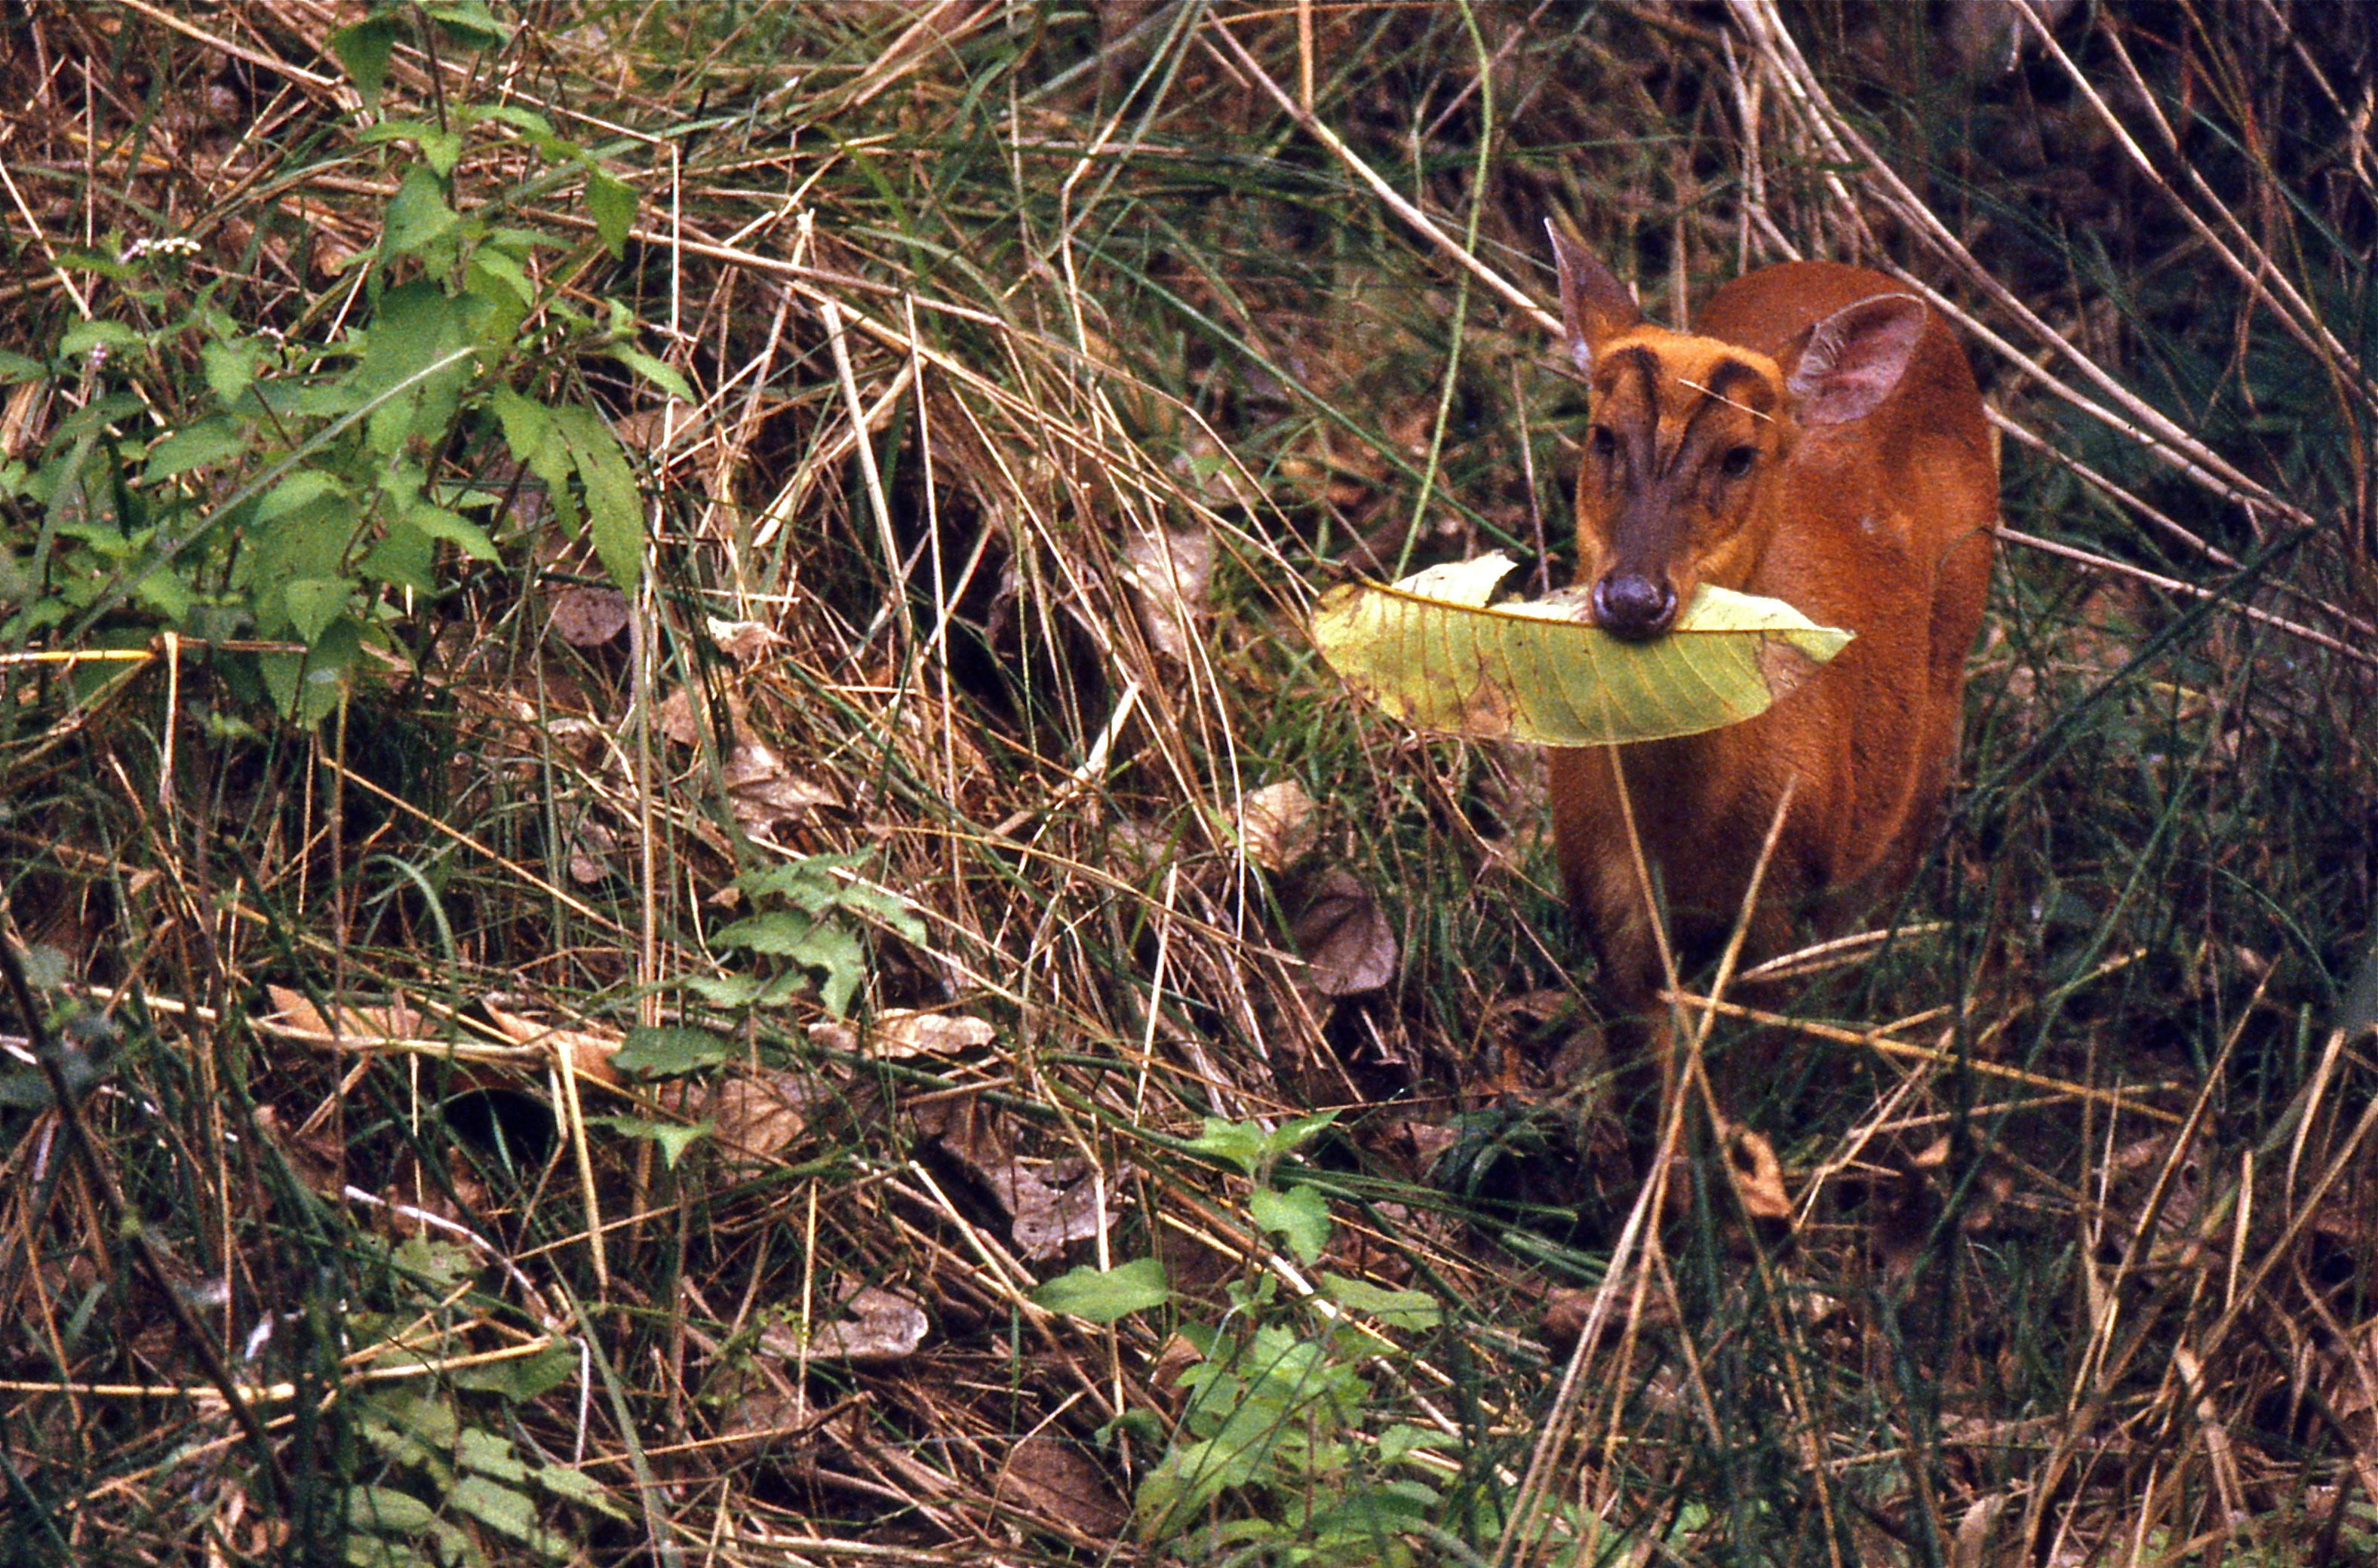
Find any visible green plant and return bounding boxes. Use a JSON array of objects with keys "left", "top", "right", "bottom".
[
  {"left": 1043, "top": 1115, "right": 1472, "bottom": 1565},
  {"left": 334, "top": 1238, "right": 619, "bottom": 1567},
  {"left": 1, "top": 0, "right": 681, "bottom": 726}
]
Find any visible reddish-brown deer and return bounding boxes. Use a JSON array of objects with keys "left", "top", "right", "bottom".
[{"left": 1542, "top": 226, "right": 1998, "bottom": 1169}]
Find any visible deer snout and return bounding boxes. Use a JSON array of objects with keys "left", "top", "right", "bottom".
[{"left": 1590, "top": 571, "right": 1677, "bottom": 640}]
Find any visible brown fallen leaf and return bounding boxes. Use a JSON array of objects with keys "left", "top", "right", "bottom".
[
  {"left": 723, "top": 735, "right": 841, "bottom": 839},
  {"left": 1120, "top": 520, "right": 1213, "bottom": 662},
  {"left": 1718, "top": 1118, "right": 1793, "bottom": 1228},
  {"left": 913, "top": 1092, "right": 1127, "bottom": 1260},
  {"left": 707, "top": 617, "right": 787, "bottom": 665},
  {"left": 867, "top": 1008, "right": 997, "bottom": 1060},
  {"left": 1237, "top": 780, "right": 1317, "bottom": 873},
  {"left": 994, "top": 1432, "right": 1129, "bottom": 1537},
  {"left": 550, "top": 584, "right": 630, "bottom": 647},
  {"left": 705, "top": 1069, "right": 821, "bottom": 1173},
  {"left": 1289, "top": 867, "right": 1397, "bottom": 995},
  {"left": 261, "top": 984, "right": 426, "bottom": 1048},
  {"left": 760, "top": 1284, "right": 929, "bottom": 1365},
  {"left": 481, "top": 1002, "right": 622, "bottom": 1085}
]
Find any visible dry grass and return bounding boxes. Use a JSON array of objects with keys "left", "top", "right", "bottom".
[{"left": 0, "top": 2, "right": 2372, "bottom": 1563}]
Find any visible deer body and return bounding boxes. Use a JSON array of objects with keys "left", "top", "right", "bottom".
[{"left": 1543, "top": 235, "right": 1997, "bottom": 1140}]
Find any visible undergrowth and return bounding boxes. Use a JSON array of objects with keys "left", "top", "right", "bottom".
[{"left": 0, "top": 2, "right": 2371, "bottom": 1565}]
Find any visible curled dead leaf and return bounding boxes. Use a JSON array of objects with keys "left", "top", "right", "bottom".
[
  {"left": 760, "top": 1284, "right": 929, "bottom": 1365},
  {"left": 1120, "top": 521, "right": 1213, "bottom": 662},
  {"left": 1718, "top": 1118, "right": 1793, "bottom": 1228},
  {"left": 724, "top": 736, "right": 840, "bottom": 839},
  {"left": 913, "top": 1091, "right": 1126, "bottom": 1260},
  {"left": 868, "top": 1008, "right": 997, "bottom": 1060},
  {"left": 1237, "top": 780, "right": 1317, "bottom": 872},
  {"left": 708, "top": 617, "right": 788, "bottom": 665}
]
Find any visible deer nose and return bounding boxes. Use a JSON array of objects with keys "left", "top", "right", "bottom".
[{"left": 1591, "top": 572, "right": 1677, "bottom": 640}]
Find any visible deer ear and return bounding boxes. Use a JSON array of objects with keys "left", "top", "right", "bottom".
[
  {"left": 1546, "top": 220, "right": 1643, "bottom": 376},
  {"left": 1787, "top": 295, "right": 1927, "bottom": 426}
]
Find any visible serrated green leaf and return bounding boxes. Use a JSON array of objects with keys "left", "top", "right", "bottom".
[
  {"left": 382, "top": 165, "right": 459, "bottom": 262},
  {"left": 1033, "top": 1257, "right": 1171, "bottom": 1322},
  {"left": 611, "top": 1024, "right": 731, "bottom": 1078},
  {"left": 58, "top": 319, "right": 144, "bottom": 360},
  {"left": 552, "top": 404, "right": 642, "bottom": 589},
  {"left": 1318, "top": 1270, "right": 1441, "bottom": 1329},
  {"left": 401, "top": 499, "right": 499, "bottom": 560},
  {"left": 456, "top": 1426, "right": 531, "bottom": 1484},
  {"left": 200, "top": 339, "right": 257, "bottom": 406},
  {"left": 346, "top": 1484, "right": 438, "bottom": 1534},
  {"left": 282, "top": 578, "right": 353, "bottom": 645},
  {"left": 329, "top": 17, "right": 400, "bottom": 106},
  {"left": 424, "top": 0, "right": 508, "bottom": 51},
  {"left": 1311, "top": 551, "right": 1853, "bottom": 745},
  {"left": 143, "top": 418, "right": 247, "bottom": 480},
  {"left": 528, "top": 1459, "right": 628, "bottom": 1520},
  {"left": 1249, "top": 1185, "right": 1331, "bottom": 1264},
  {"left": 450, "top": 1339, "right": 577, "bottom": 1402},
  {"left": 445, "top": 1473, "right": 542, "bottom": 1543}
]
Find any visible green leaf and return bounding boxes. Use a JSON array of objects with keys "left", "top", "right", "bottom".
[
  {"left": 449, "top": 1340, "right": 577, "bottom": 1402},
  {"left": 588, "top": 1115, "right": 711, "bottom": 1169},
  {"left": 1034, "top": 1257, "right": 1171, "bottom": 1322},
  {"left": 527, "top": 1459, "right": 627, "bottom": 1520},
  {"left": 423, "top": 0, "right": 508, "bottom": 52},
  {"left": 550, "top": 404, "right": 643, "bottom": 589},
  {"left": 456, "top": 1426, "right": 531, "bottom": 1484},
  {"left": 611, "top": 1024, "right": 732, "bottom": 1078},
  {"left": 0, "top": 349, "right": 48, "bottom": 384},
  {"left": 283, "top": 578, "right": 354, "bottom": 645},
  {"left": 584, "top": 166, "right": 634, "bottom": 259},
  {"left": 381, "top": 166, "right": 461, "bottom": 265},
  {"left": 400, "top": 499, "right": 499, "bottom": 560},
  {"left": 143, "top": 418, "right": 247, "bottom": 480},
  {"left": 1249, "top": 1185, "right": 1332, "bottom": 1264},
  {"left": 445, "top": 1473, "right": 542, "bottom": 1544},
  {"left": 1310, "top": 551, "right": 1854, "bottom": 745},
  {"left": 358, "top": 519, "right": 435, "bottom": 593},
  {"left": 58, "top": 319, "right": 144, "bottom": 360},
  {"left": 328, "top": 16, "right": 401, "bottom": 106},
  {"left": 710, "top": 912, "right": 865, "bottom": 1017},
  {"left": 1186, "top": 1112, "right": 1337, "bottom": 1177},
  {"left": 200, "top": 339, "right": 258, "bottom": 406},
  {"left": 1319, "top": 1271, "right": 1442, "bottom": 1330},
  {"left": 353, "top": 283, "right": 472, "bottom": 453},
  {"left": 256, "top": 468, "right": 350, "bottom": 523},
  {"left": 604, "top": 344, "right": 694, "bottom": 404},
  {"left": 346, "top": 1484, "right": 437, "bottom": 1535}
]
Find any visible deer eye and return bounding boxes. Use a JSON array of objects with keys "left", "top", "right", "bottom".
[
  {"left": 1718, "top": 444, "right": 1758, "bottom": 480},
  {"left": 1588, "top": 425, "right": 1619, "bottom": 462}
]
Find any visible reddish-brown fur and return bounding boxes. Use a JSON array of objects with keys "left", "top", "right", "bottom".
[{"left": 1543, "top": 229, "right": 1998, "bottom": 1147}]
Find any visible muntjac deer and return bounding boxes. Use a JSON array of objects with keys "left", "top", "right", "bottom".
[{"left": 1542, "top": 227, "right": 1997, "bottom": 1168}]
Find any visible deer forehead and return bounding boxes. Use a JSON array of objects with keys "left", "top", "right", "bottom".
[{"left": 1590, "top": 332, "right": 1787, "bottom": 443}]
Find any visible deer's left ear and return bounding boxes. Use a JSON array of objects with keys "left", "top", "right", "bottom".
[
  {"left": 1787, "top": 295, "right": 1926, "bottom": 427},
  {"left": 1546, "top": 221, "right": 1645, "bottom": 377}
]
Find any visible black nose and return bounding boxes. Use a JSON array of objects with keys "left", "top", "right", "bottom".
[{"left": 1591, "top": 572, "right": 1676, "bottom": 640}]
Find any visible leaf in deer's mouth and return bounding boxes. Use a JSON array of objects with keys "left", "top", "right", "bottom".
[{"left": 1310, "top": 551, "right": 1851, "bottom": 745}]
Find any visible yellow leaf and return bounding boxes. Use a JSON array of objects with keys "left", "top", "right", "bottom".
[{"left": 1310, "top": 552, "right": 1852, "bottom": 744}]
